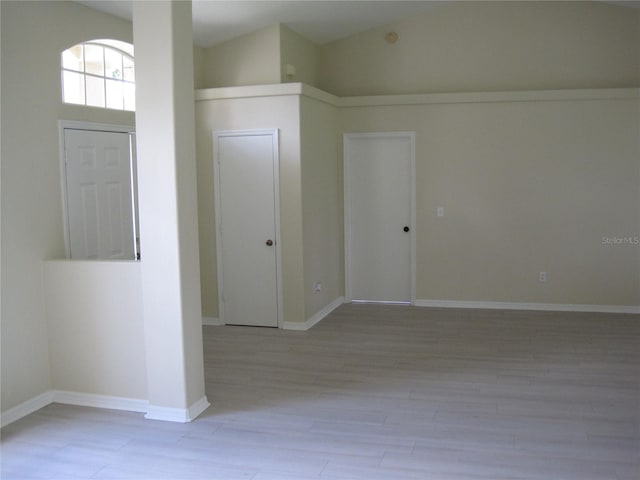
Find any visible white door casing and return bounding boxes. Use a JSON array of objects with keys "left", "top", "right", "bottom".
[
  {"left": 61, "top": 123, "right": 137, "bottom": 260},
  {"left": 344, "top": 132, "right": 416, "bottom": 304},
  {"left": 213, "top": 129, "right": 282, "bottom": 327}
]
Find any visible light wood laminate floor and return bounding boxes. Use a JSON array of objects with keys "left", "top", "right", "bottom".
[{"left": 2, "top": 304, "right": 639, "bottom": 479}]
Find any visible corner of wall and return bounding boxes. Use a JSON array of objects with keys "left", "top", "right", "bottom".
[
  {"left": 202, "top": 24, "right": 281, "bottom": 88},
  {"left": 193, "top": 45, "right": 205, "bottom": 89},
  {"left": 278, "top": 24, "right": 319, "bottom": 87}
]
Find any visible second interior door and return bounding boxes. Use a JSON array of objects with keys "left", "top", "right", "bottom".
[
  {"left": 214, "top": 130, "right": 280, "bottom": 327},
  {"left": 344, "top": 132, "right": 415, "bottom": 303}
]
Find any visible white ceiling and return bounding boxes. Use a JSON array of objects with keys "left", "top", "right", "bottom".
[
  {"left": 76, "top": 0, "right": 446, "bottom": 47},
  {"left": 77, "top": 0, "right": 640, "bottom": 48}
]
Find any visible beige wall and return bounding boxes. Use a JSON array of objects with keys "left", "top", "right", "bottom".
[
  {"left": 300, "top": 95, "right": 343, "bottom": 318},
  {"left": 44, "top": 261, "right": 146, "bottom": 399},
  {"left": 203, "top": 25, "right": 281, "bottom": 88},
  {"left": 1, "top": 0, "right": 134, "bottom": 413},
  {"left": 280, "top": 25, "right": 318, "bottom": 87},
  {"left": 319, "top": 1, "right": 640, "bottom": 96},
  {"left": 195, "top": 94, "right": 305, "bottom": 324},
  {"left": 202, "top": 24, "right": 320, "bottom": 89},
  {"left": 340, "top": 93, "right": 640, "bottom": 307},
  {"left": 194, "top": 86, "right": 639, "bottom": 316},
  {"left": 193, "top": 45, "right": 205, "bottom": 89}
]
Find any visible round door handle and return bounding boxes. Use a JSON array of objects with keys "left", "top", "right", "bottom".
[
  {"left": 403, "top": 226, "right": 410, "bottom": 232},
  {"left": 266, "top": 239, "right": 274, "bottom": 246}
]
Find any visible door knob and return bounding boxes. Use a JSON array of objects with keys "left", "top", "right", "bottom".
[
  {"left": 403, "top": 226, "right": 410, "bottom": 232},
  {"left": 266, "top": 239, "right": 274, "bottom": 246}
]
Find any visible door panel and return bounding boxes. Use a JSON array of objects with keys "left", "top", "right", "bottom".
[
  {"left": 80, "top": 184, "right": 99, "bottom": 258},
  {"left": 106, "top": 182, "right": 126, "bottom": 255},
  {"left": 214, "top": 130, "right": 280, "bottom": 327},
  {"left": 64, "top": 129, "right": 135, "bottom": 260},
  {"left": 345, "top": 133, "right": 415, "bottom": 303}
]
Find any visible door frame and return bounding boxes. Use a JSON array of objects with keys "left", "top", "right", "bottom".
[
  {"left": 343, "top": 131, "right": 417, "bottom": 304},
  {"left": 58, "top": 120, "right": 137, "bottom": 260},
  {"left": 212, "top": 129, "right": 283, "bottom": 327}
]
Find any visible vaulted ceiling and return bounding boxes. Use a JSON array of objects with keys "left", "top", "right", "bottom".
[
  {"left": 77, "top": 0, "right": 639, "bottom": 48},
  {"left": 75, "top": 1, "right": 446, "bottom": 47}
]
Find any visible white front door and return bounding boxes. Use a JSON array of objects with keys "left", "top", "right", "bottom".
[
  {"left": 64, "top": 128, "right": 136, "bottom": 260},
  {"left": 344, "top": 132, "right": 415, "bottom": 303},
  {"left": 214, "top": 130, "right": 281, "bottom": 327}
]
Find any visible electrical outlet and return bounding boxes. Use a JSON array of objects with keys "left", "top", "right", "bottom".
[
  {"left": 437, "top": 207, "right": 444, "bottom": 217},
  {"left": 313, "top": 282, "right": 322, "bottom": 293},
  {"left": 539, "top": 272, "right": 547, "bottom": 283}
]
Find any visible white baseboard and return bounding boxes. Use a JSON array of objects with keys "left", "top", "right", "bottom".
[
  {"left": 187, "top": 396, "right": 211, "bottom": 421},
  {"left": 2, "top": 390, "right": 211, "bottom": 428},
  {"left": 52, "top": 390, "right": 148, "bottom": 413},
  {"left": 202, "top": 316, "right": 224, "bottom": 326},
  {"left": 1, "top": 391, "right": 54, "bottom": 428},
  {"left": 415, "top": 299, "right": 640, "bottom": 314},
  {"left": 145, "top": 395, "right": 210, "bottom": 423},
  {"left": 1, "top": 390, "right": 148, "bottom": 428},
  {"left": 282, "top": 296, "right": 345, "bottom": 331}
]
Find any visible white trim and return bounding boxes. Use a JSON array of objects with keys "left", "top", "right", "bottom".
[
  {"left": 415, "top": 299, "right": 640, "bottom": 314},
  {"left": 351, "top": 300, "right": 411, "bottom": 305},
  {"left": 409, "top": 133, "right": 417, "bottom": 305},
  {"left": 196, "top": 83, "right": 339, "bottom": 107},
  {"left": 1, "top": 391, "right": 54, "bottom": 428},
  {"left": 343, "top": 132, "right": 416, "bottom": 304},
  {"left": 196, "top": 84, "right": 639, "bottom": 107},
  {"left": 145, "top": 396, "right": 210, "bottom": 423},
  {"left": 202, "top": 316, "right": 224, "bottom": 326},
  {"left": 271, "top": 130, "right": 284, "bottom": 329},
  {"left": 187, "top": 396, "right": 211, "bottom": 421},
  {"left": 52, "top": 390, "right": 148, "bottom": 413},
  {"left": 212, "top": 132, "right": 225, "bottom": 326},
  {"left": 58, "top": 120, "right": 136, "bottom": 259},
  {"left": 338, "top": 88, "right": 639, "bottom": 108},
  {"left": 1, "top": 391, "right": 211, "bottom": 427},
  {"left": 197, "top": 83, "right": 304, "bottom": 101},
  {"left": 212, "top": 129, "right": 283, "bottom": 328},
  {"left": 0, "top": 390, "right": 149, "bottom": 428},
  {"left": 300, "top": 83, "right": 341, "bottom": 106},
  {"left": 58, "top": 120, "right": 135, "bottom": 134},
  {"left": 283, "top": 296, "right": 345, "bottom": 331}
]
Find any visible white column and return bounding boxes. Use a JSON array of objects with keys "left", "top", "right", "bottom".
[{"left": 133, "top": 0, "right": 209, "bottom": 422}]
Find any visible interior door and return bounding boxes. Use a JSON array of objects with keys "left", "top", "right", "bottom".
[
  {"left": 344, "top": 132, "right": 415, "bottom": 303},
  {"left": 64, "top": 129, "right": 136, "bottom": 260},
  {"left": 214, "top": 130, "right": 280, "bottom": 327}
]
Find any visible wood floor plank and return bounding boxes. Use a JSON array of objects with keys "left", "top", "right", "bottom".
[{"left": 2, "top": 305, "right": 638, "bottom": 479}]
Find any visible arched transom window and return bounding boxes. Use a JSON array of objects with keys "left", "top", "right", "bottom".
[{"left": 62, "top": 39, "right": 135, "bottom": 111}]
